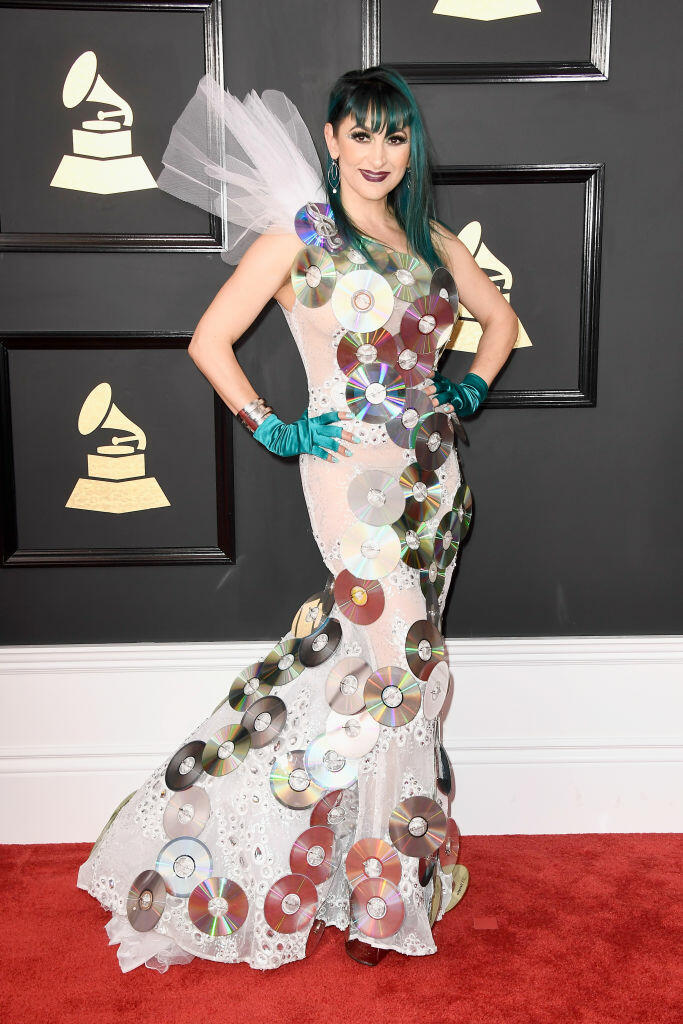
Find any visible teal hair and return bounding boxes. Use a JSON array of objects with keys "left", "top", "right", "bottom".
[{"left": 324, "top": 65, "right": 450, "bottom": 274}]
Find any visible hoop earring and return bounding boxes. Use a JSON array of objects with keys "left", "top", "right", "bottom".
[{"left": 327, "top": 158, "right": 340, "bottom": 194}]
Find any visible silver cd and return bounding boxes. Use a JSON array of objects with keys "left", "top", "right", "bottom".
[
  {"left": 347, "top": 469, "right": 406, "bottom": 527},
  {"left": 291, "top": 245, "right": 336, "bottom": 307},
  {"left": 331, "top": 267, "right": 395, "bottom": 333},
  {"left": 270, "top": 750, "right": 326, "bottom": 810},
  {"left": 345, "top": 361, "right": 407, "bottom": 424},
  {"left": 299, "top": 617, "right": 342, "bottom": 667},
  {"left": 325, "top": 657, "right": 372, "bottom": 716},
  {"left": 163, "top": 785, "right": 211, "bottom": 839},
  {"left": 405, "top": 618, "right": 447, "bottom": 680},
  {"left": 165, "top": 740, "right": 205, "bottom": 792},
  {"left": 305, "top": 733, "right": 359, "bottom": 790},
  {"left": 126, "top": 869, "right": 167, "bottom": 932},
  {"left": 156, "top": 836, "right": 213, "bottom": 897},
  {"left": 452, "top": 483, "right": 473, "bottom": 539},
  {"left": 422, "top": 660, "right": 451, "bottom": 721},
  {"left": 430, "top": 266, "right": 459, "bottom": 320},
  {"left": 227, "top": 661, "right": 274, "bottom": 712},
  {"left": 383, "top": 251, "right": 432, "bottom": 302},
  {"left": 433, "top": 507, "right": 461, "bottom": 569},
  {"left": 398, "top": 461, "right": 442, "bottom": 524},
  {"left": 260, "top": 637, "right": 305, "bottom": 686},
  {"left": 340, "top": 521, "right": 401, "bottom": 580},
  {"left": 392, "top": 513, "right": 434, "bottom": 570},
  {"left": 241, "top": 695, "right": 287, "bottom": 748},
  {"left": 325, "top": 708, "right": 380, "bottom": 758}
]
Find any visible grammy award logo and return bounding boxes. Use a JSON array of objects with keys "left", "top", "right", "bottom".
[
  {"left": 432, "top": 0, "right": 541, "bottom": 20},
  {"left": 65, "top": 382, "right": 170, "bottom": 514},
  {"left": 50, "top": 50, "right": 157, "bottom": 195},
  {"left": 443, "top": 221, "right": 532, "bottom": 353}
]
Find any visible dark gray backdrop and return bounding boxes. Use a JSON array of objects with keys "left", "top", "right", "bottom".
[{"left": 1, "top": 0, "right": 680, "bottom": 642}]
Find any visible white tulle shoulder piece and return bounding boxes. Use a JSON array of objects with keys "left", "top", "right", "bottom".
[{"left": 156, "top": 74, "right": 327, "bottom": 264}]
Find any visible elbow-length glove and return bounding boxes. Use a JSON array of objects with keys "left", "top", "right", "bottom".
[
  {"left": 252, "top": 409, "right": 354, "bottom": 460},
  {"left": 428, "top": 370, "right": 489, "bottom": 418}
]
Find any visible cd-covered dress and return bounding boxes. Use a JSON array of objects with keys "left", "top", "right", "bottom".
[{"left": 76, "top": 200, "right": 472, "bottom": 973}]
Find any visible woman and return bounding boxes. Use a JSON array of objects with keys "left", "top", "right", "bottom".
[{"left": 76, "top": 65, "right": 518, "bottom": 973}]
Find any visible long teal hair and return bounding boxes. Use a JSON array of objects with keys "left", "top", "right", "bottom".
[{"left": 324, "top": 65, "right": 450, "bottom": 273}]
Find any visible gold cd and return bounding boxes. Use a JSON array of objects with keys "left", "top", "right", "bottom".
[
  {"left": 347, "top": 468, "right": 406, "bottom": 527},
  {"left": 126, "top": 869, "right": 166, "bottom": 932},
  {"left": 383, "top": 251, "right": 432, "bottom": 302},
  {"left": 202, "top": 724, "right": 251, "bottom": 777},
  {"left": 325, "top": 708, "right": 381, "bottom": 758},
  {"left": 429, "top": 871, "right": 443, "bottom": 927},
  {"left": 163, "top": 785, "right": 211, "bottom": 839},
  {"left": 331, "top": 268, "right": 395, "bottom": 333},
  {"left": 325, "top": 656, "right": 373, "bottom": 716},
  {"left": 269, "top": 750, "right": 325, "bottom": 809},
  {"left": 344, "top": 361, "right": 407, "bottom": 423},
  {"left": 444, "top": 864, "right": 470, "bottom": 913},
  {"left": 434, "top": 507, "right": 461, "bottom": 569},
  {"left": 392, "top": 513, "right": 434, "bottom": 570},
  {"left": 291, "top": 587, "right": 335, "bottom": 638},
  {"left": 388, "top": 796, "right": 447, "bottom": 859},
  {"left": 410, "top": 412, "right": 454, "bottom": 471},
  {"left": 260, "top": 637, "right": 304, "bottom": 686},
  {"left": 385, "top": 388, "right": 433, "bottom": 448},
  {"left": 405, "top": 619, "right": 446, "bottom": 681},
  {"left": 227, "top": 662, "right": 274, "bottom": 713},
  {"left": 337, "top": 327, "right": 397, "bottom": 378},
  {"left": 398, "top": 462, "right": 442, "bottom": 524},
  {"left": 340, "top": 521, "right": 401, "bottom": 580},
  {"left": 363, "top": 666, "right": 421, "bottom": 728},
  {"left": 291, "top": 245, "right": 336, "bottom": 307},
  {"left": 241, "top": 694, "right": 287, "bottom": 748},
  {"left": 452, "top": 483, "right": 473, "bottom": 539}
]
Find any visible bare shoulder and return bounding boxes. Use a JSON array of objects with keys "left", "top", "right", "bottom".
[
  {"left": 238, "top": 231, "right": 303, "bottom": 277},
  {"left": 428, "top": 219, "right": 470, "bottom": 274}
]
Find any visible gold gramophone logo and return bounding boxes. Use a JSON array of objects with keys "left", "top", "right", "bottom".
[
  {"left": 50, "top": 50, "right": 157, "bottom": 194},
  {"left": 65, "top": 382, "right": 170, "bottom": 514},
  {"left": 443, "top": 221, "right": 532, "bottom": 353},
  {"left": 433, "top": 0, "right": 541, "bottom": 19}
]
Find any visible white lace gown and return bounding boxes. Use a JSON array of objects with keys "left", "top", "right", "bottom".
[{"left": 76, "top": 216, "right": 468, "bottom": 973}]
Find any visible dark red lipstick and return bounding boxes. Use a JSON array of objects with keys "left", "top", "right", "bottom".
[{"left": 359, "top": 169, "right": 390, "bottom": 182}]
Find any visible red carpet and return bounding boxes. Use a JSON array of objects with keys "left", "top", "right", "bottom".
[{"left": 1, "top": 834, "right": 680, "bottom": 1024}]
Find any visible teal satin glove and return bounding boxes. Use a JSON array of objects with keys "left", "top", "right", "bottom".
[
  {"left": 427, "top": 370, "right": 489, "bottom": 418},
  {"left": 252, "top": 409, "right": 357, "bottom": 461}
]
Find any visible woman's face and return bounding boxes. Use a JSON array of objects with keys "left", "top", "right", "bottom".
[{"left": 324, "top": 112, "right": 411, "bottom": 201}]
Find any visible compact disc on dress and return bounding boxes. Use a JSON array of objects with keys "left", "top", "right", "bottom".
[
  {"left": 163, "top": 785, "right": 211, "bottom": 839},
  {"left": 331, "top": 244, "right": 369, "bottom": 275},
  {"left": 388, "top": 796, "right": 447, "bottom": 858},
  {"left": 424, "top": 579, "right": 441, "bottom": 629},
  {"left": 340, "top": 521, "right": 401, "bottom": 580},
  {"left": 265, "top": 873, "right": 318, "bottom": 934},
  {"left": 398, "top": 461, "right": 442, "bottom": 524},
  {"left": 291, "top": 587, "right": 335, "bottom": 638},
  {"left": 241, "top": 694, "right": 287, "bottom": 748},
  {"left": 165, "top": 740, "right": 206, "bottom": 792},
  {"left": 433, "top": 507, "right": 461, "bottom": 569},
  {"left": 418, "top": 850, "right": 438, "bottom": 887},
  {"left": 202, "top": 724, "right": 251, "bottom": 776},
  {"left": 305, "top": 917, "right": 327, "bottom": 957},
  {"left": 450, "top": 412, "right": 469, "bottom": 444},
  {"left": 310, "top": 789, "right": 349, "bottom": 828},
  {"left": 344, "top": 361, "right": 406, "bottom": 423},
  {"left": 260, "top": 637, "right": 304, "bottom": 686},
  {"left": 331, "top": 267, "right": 395, "bottom": 333},
  {"left": 392, "top": 514, "right": 433, "bottom": 570},
  {"left": 334, "top": 570, "right": 385, "bottom": 626},
  {"left": 289, "top": 825, "right": 335, "bottom": 885},
  {"left": 345, "top": 837, "right": 402, "bottom": 888},
  {"left": 382, "top": 251, "right": 432, "bottom": 302},
  {"left": 337, "top": 327, "right": 397, "bottom": 378},
  {"left": 364, "top": 666, "right": 421, "bottom": 728},
  {"left": 305, "top": 732, "right": 359, "bottom": 790},
  {"left": 325, "top": 708, "right": 380, "bottom": 758},
  {"left": 385, "top": 388, "right": 433, "bottom": 448},
  {"left": 347, "top": 468, "right": 405, "bottom": 526},
  {"left": 400, "top": 293, "right": 454, "bottom": 354},
  {"left": 405, "top": 619, "right": 446, "bottom": 680},
  {"left": 228, "top": 661, "right": 274, "bottom": 712},
  {"left": 156, "top": 836, "right": 213, "bottom": 897},
  {"left": 410, "top": 411, "right": 454, "bottom": 471},
  {"left": 436, "top": 741, "right": 454, "bottom": 798},
  {"left": 429, "top": 871, "right": 443, "bottom": 927},
  {"left": 291, "top": 245, "right": 336, "bottom": 307},
  {"left": 294, "top": 201, "right": 344, "bottom": 253},
  {"left": 452, "top": 482, "right": 473, "bottom": 540},
  {"left": 188, "top": 876, "right": 249, "bottom": 936},
  {"left": 439, "top": 818, "right": 461, "bottom": 869},
  {"left": 299, "top": 617, "right": 342, "bottom": 666},
  {"left": 430, "top": 266, "right": 459, "bottom": 321},
  {"left": 325, "top": 656, "right": 373, "bottom": 715},
  {"left": 350, "top": 877, "right": 405, "bottom": 939},
  {"left": 422, "top": 660, "right": 451, "bottom": 721},
  {"left": 126, "top": 869, "right": 166, "bottom": 931},
  {"left": 270, "top": 749, "right": 325, "bottom": 809},
  {"left": 420, "top": 559, "right": 446, "bottom": 598},
  {"left": 444, "top": 864, "right": 469, "bottom": 913},
  {"left": 385, "top": 332, "right": 436, "bottom": 388}
]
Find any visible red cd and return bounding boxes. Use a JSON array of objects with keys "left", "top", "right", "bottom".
[
  {"left": 264, "top": 873, "right": 318, "bottom": 934},
  {"left": 345, "top": 837, "right": 402, "bottom": 888},
  {"left": 399, "top": 293, "right": 454, "bottom": 354},
  {"left": 388, "top": 796, "right": 447, "bottom": 858},
  {"left": 289, "top": 825, "right": 335, "bottom": 884},
  {"left": 334, "top": 569, "right": 385, "bottom": 625},
  {"left": 384, "top": 332, "right": 436, "bottom": 387},
  {"left": 337, "top": 327, "right": 397, "bottom": 378},
  {"left": 350, "top": 877, "right": 405, "bottom": 939},
  {"left": 310, "top": 789, "right": 346, "bottom": 827},
  {"left": 438, "top": 818, "right": 461, "bottom": 869},
  {"left": 187, "top": 876, "right": 248, "bottom": 936}
]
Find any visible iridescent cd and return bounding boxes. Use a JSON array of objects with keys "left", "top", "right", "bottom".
[
  {"left": 310, "top": 789, "right": 347, "bottom": 828},
  {"left": 126, "top": 869, "right": 166, "bottom": 931},
  {"left": 422, "top": 660, "right": 451, "bottom": 721},
  {"left": 400, "top": 293, "right": 454, "bottom": 354},
  {"left": 392, "top": 513, "right": 433, "bottom": 570},
  {"left": 345, "top": 837, "right": 402, "bottom": 888},
  {"left": 419, "top": 558, "right": 445, "bottom": 598},
  {"left": 294, "top": 201, "right": 344, "bottom": 253},
  {"left": 398, "top": 461, "right": 442, "bottom": 524},
  {"left": 291, "top": 246, "right": 336, "bottom": 307},
  {"left": 439, "top": 818, "right": 461, "bottom": 869},
  {"left": 188, "top": 876, "right": 248, "bottom": 936},
  {"left": 334, "top": 570, "right": 385, "bottom": 626},
  {"left": 165, "top": 740, "right": 206, "bottom": 792},
  {"left": 156, "top": 836, "right": 213, "bottom": 897},
  {"left": 347, "top": 468, "right": 405, "bottom": 526},
  {"left": 260, "top": 637, "right": 304, "bottom": 686},
  {"left": 299, "top": 617, "right": 342, "bottom": 667},
  {"left": 340, "top": 521, "right": 400, "bottom": 580},
  {"left": 344, "top": 361, "right": 406, "bottom": 423},
  {"left": 269, "top": 750, "right": 325, "bottom": 809},
  {"left": 241, "top": 695, "right": 287, "bottom": 748},
  {"left": 305, "top": 732, "right": 359, "bottom": 790},
  {"left": 289, "top": 825, "right": 335, "bottom": 885},
  {"left": 430, "top": 266, "right": 459, "bottom": 320},
  {"left": 405, "top": 619, "right": 446, "bottom": 681},
  {"left": 444, "top": 864, "right": 469, "bottom": 913},
  {"left": 325, "top": 708, "right": 380, "bottom": 758},
  {"left": 325, "top": 656, "right": 373, "bottom": 715},
  {"left": 433, "top": 507, "right": 461, "bottom": 569},
  {"left": 202, "top": 724, "right": 251, "bottom": 777},
  {"left": 388, "top": 796, "right": 447, "bottom": 859},
  {"left": 363, "top": 666, "right": 421, "bottom": 728},
  {"left": 228, "top": 662, "right": 274, "bottom": 712},
  {"left": 265, "top": 873, "right": 318, "bottom": 934},
  {"left": 429, "top": 871, "right": 443, "bottom": 927},
  {"left": 331, "top": 244, "right": 369, "bottom": 275},
  {"left": 452, "top": 483, "right": 473, "bottom": 540},
  {"left": 331, "top": 268, "right": 395, "bottom": 333},
  {"left": 424, "top": 579, "right": 441, "bottom": 629},
  {"left": 350, "top": 877, "right": 405, "bottom": 939},
  {"left": 386, "top": 334, "right": 436, "bottom": 388},
  {"left": 385, "top": 388, "right": 433, "bottom": 448},
  {"left": 291, "top": 587, "right": 335, "bottom": 638},
  {"left": 337, "top": 327, "right": 397, "bottom": 378},
  {"left": 410, "top": 412, "right": 454, "bottom": 471},
  {"left": 383, "top": 251, "right": 432, "bottom": 302},
  {"left": 163, "top": 785, "right": 211, "bottom": 839}
]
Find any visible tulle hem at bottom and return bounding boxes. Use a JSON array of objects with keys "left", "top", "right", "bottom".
[{"left": 104, "top": 914, "right": 196, "bottom": 974}]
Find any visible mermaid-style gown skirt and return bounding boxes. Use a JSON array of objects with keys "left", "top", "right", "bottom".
[{"left": 77, "top": 237, "right": 470, "bottom": 973}]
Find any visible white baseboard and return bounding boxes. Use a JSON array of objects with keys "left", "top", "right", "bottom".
[{"left": 1, "top": 636, "right": 681, "bottom": 842}]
